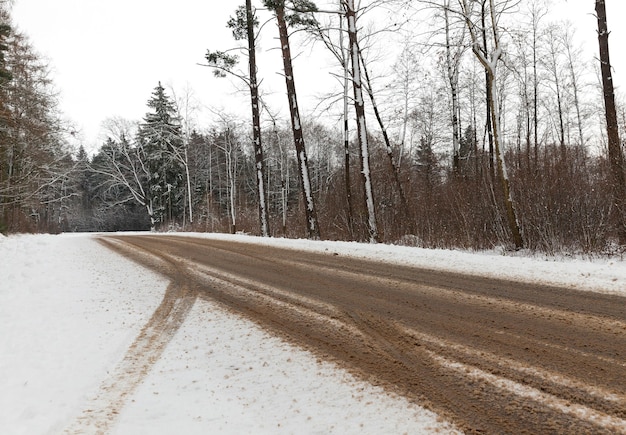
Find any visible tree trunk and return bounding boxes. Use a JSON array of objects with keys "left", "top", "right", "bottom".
[
  {"left": 487, "top": 69, "right": 524, "bottom": 249},
  {"left": 481, "top": 1, "right": 494, "bottom": 179},
  {"left": 339, "top": 6, "right": 355, "bottom": 238},
  {"left": 275, "top": 4, "right": 320, "bottom": 240},
  {"left": 596, "top": 0, "right": 626, "bottom": 244},
  {"left": 444, "top": 0, "right": 461, "bottom": 172},
  {"left": 246, "top": 0, "right": 271, "bottom": 237},
  {"left": 345, "top": 0, "right": 379, "bottom": 243},
  {"left": 358, "top": 50, "right": 410, "bottom": 222},
  {"left": 462, "top": 0, "right": 524, "bottom": 250}
]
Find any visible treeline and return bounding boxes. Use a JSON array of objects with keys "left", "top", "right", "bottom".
[
  {"left": 40, "top": 81, "right": 623, "bottom": 255},
  {"left": 2, "top": 0, "right": 626, "bottom": 256},
  {"left": 0, "top": 3, "right": 69, "bottom": 234}
]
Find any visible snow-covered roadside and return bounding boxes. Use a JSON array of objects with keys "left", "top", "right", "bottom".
[
  {"left": 0, "top": 234, "right": 167, "bottom": 434},
  {"left": 0, "top": 233, "right": 460, "bottom": 434},
  {"left": 172, "top": 232, "right": 626, "bottom": 297},
  {"left": 114, "top": 298, "right": 455, "bottom": 434}
]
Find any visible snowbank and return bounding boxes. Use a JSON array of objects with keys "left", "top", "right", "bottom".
[{"left": 0, "top": 234, "right": 167, "bottom": 434}]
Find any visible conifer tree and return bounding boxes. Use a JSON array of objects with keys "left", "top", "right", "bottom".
[
  {"left": 263, "top": 0, "right": 321, "bottom": 240},
  {"left": 596, "top": 0, "right": 626, "bottom": 244},
  {"left": 205, "top": 2, "right": 271, "bottom": 237},
  {"left": 138, "top": 82, "right": 185, "bottom": 227}
]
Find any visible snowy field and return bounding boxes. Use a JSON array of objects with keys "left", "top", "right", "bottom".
[{"left": 1, "top": 232, "right": 625, "bottom": 434}]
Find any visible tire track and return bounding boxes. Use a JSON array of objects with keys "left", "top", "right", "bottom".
[
  {"left": 64, "top": 239, "right": 197, "bottom": 434},
  {"left": 99, "top": 235, "right": 626, "bottom": 434}
]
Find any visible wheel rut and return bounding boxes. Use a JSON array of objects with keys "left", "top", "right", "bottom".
[{"left": 78, "top": 234, "right": 626, "bottom": 434}]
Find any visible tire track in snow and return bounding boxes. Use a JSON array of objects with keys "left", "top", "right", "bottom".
[
  {"left": 64, "top": 239, "right": 197, "bottom": 434},
  {"left": 96, "top": 235, "right": 626, "bottom": 434}
]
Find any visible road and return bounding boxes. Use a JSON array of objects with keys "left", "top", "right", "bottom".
[{"left": 99, "top": 234, "right": 626, "bottom": 434}]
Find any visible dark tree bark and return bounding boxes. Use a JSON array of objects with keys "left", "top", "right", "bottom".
[
  {"left": 274, "top": 2, "right": 320, "bottom": 239},
  {"left": 596, "top": 0, "right": 626, "bottom": 244},
  {"left": 245, "top": 0, "right": 271, "bottom": 237},
  {"left": 339, "top": 10, "right": 355, "bottom": 237},
  {"left": 481, "top": 0, "right": 495, "bottom": 179}
]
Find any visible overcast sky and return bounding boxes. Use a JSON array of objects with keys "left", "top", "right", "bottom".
[{"left": 10, "top": 1, "right": 626, "bottom": 153}]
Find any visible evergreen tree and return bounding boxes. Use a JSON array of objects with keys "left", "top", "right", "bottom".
[
  {"left": 0, "top": 6, "right": 11, "bottom": 85},
  {"left": 138, "top": 82, "right": 185, "bottom": 227},
  {"left": 263, "top": 0, "right": 321, "bottom": 240}
]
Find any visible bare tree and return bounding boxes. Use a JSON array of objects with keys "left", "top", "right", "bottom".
[
  {"left": 543, "top": 24, "right": 567, "bottom": 159},
  {"left": 442, "top": 0, "right": 465, "bottom": 171},
  {"left": 344, "top": 0, "right": 379, "bottom": 242},
  {"left": 90, "top": 119, "right": 155, "bottom": 229},
  {"left": 168, "top": 84, "right": 197, "bottom": 227},
  {"left": 561, "top": 24, "right": 587, "bottom": 148},
  {"left": 459, "top": 0, "right": 524, "bottom": 249}
]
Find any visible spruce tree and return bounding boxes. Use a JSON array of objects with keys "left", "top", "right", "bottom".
[{"left": 138, "top": 82, "right": 185, "bottom": 228}]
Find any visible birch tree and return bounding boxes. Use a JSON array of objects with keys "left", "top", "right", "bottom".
[
  {"left": 344, "top": 0, "right": 379, "bottom": 242},
  {"left": 306, "top": 3, "right": 355, "bottom": 236},
  {"left": 442, "top": 0, "right": 465, "bottom": 171},
  {"left": 459, "top": 0, "right": 524, "bottom": 249},
  {"left": 169, "top": 85, "right": 197, "bottom": 227}
]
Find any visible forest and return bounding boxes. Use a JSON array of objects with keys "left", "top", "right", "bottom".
[{"left": 1, "top": 0, "right": 625, "bottom": 255}]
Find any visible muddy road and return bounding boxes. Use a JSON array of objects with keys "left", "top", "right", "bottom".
[{"left": 100, "top": 234, "right": 626, "bottom": 434}]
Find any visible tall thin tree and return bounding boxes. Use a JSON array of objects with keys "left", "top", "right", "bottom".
[
  {"left": 459, "top": 0, "right": 524, "bottom": 249},
  {"left": 263, "top": 0, "right": 321, "bottom": 239},
  {"left": 596, "top": 0, "right": 626, "bottom": 244},
  {"left": 344, "top": 0, "right": 379, "bottom": 243},
  {"left": 204, "top": 4, "right": 271, "bottom": 237}
]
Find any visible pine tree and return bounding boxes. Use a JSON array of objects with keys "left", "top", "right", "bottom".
[
  {"left": 596, "top": 0, "right": 626, "bottom": 244},
  {"left": 263, "top": 0, "right": 321, "bottom": 240},
  {"left": 138, "top": 82, "right": 185, "bottom": 228}
]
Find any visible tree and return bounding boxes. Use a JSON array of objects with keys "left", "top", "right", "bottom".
[
  {"left": 0, "top": 24, "right": 68, "bottom": 232},
  {"left": 344, "top": 0, "right": 379, "bottom": 242},
  {"left": 595, "top": 0, "right": 626, "bottom": 244},
  {"left": 306, "top": 2, "right": 356, "bottom": 236},
  {"left": 542, "top": 24, "right": 567, "bottom": 158},
  {"left": 263, "top": 0, "right": 321, "bottom": 239},
  {"left": 90, "top": 118, "right": 154, "bottom": 229},
  {"left": 442, "top": 0, "right": 465, "bottom": 172},
  {"left": 138, "top": 82, "right": 185, "bottom": 228},
  {"left": 459, "top": 0, "right": 524, "bottom": 249},
  {"left": 204, "top": 2, "right": 271, "bottom": 237}
]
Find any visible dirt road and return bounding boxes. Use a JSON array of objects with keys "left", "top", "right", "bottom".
[{"left": 100, "top": 234, "right": 626, "bottom": 434}]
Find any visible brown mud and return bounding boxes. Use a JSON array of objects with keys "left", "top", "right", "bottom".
[{"left": 97, "top": 234, "right": 626, "bottom": 434}]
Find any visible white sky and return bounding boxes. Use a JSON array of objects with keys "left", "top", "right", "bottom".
[{"left": 10, "top": 0, "right": 626, "bottom": 153}]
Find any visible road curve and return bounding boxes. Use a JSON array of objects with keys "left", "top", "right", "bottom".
[{"left": 100, "top": 234, "right": 626, "bottom": 434}]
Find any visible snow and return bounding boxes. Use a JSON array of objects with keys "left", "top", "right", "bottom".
[
  {"left": 0, "top": 233, "right": 460, "bottom": 434},
  {"left": 1, "top": 232, "right": 625, "bottom": 434}
]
